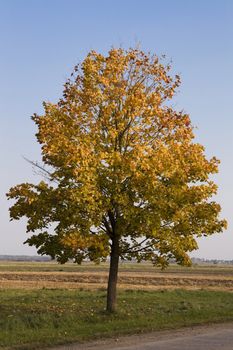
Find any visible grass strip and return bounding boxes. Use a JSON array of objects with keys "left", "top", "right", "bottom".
[{"left": 1, "top": 288, "right": 233, "bottom": 349}]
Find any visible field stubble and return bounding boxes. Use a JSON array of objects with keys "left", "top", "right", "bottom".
[{"left": 1, "top": 261, "right": 233, "bottom": 291}]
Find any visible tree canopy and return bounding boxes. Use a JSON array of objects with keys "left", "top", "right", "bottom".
[{"left": 7, "top": 48, "right": 227, "bottom": 311}]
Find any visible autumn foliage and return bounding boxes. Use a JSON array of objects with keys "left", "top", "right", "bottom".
[{"left": 7, "top": 48, "right": 227, "bottom": 311}]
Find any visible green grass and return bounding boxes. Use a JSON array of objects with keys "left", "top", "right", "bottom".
[
  {"left": 1, "top": 288, "right": 233, "bottom": 349},
  {"left": 1, "top": 260, "right": 233, "bottom": 275}
]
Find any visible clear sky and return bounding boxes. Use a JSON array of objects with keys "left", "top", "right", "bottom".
[{"left": 0, "top": 0, "right": 232, "bottom": 258}]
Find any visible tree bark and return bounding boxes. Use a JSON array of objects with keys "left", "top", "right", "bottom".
[{"left": 106, "top": 237, "right": 119, "bottom": 313}]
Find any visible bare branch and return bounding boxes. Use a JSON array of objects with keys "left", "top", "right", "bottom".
[{"left": 23, "top": 157, "right": 59, "bottom": 184}]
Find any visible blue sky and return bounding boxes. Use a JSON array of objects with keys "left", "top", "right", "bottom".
[{"left": 0, "top": 0, "right": 232, "bottom": 258}]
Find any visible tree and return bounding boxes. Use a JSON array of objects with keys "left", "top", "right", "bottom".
[{"left": 7, "top": 48, "right": 227, "bottom": 312}]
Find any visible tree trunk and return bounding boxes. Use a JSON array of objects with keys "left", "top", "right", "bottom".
[{"left": 106, "top": 237, "right": 119, "bottom": 313}]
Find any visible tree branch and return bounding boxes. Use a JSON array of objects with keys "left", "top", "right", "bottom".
[{"left": 23, "top": 157, "right": 59, "bottom": 184}]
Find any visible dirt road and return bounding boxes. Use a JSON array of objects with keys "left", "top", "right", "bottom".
[{"left": 48, "top": 323, "right": 233, "bottom": 350}]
